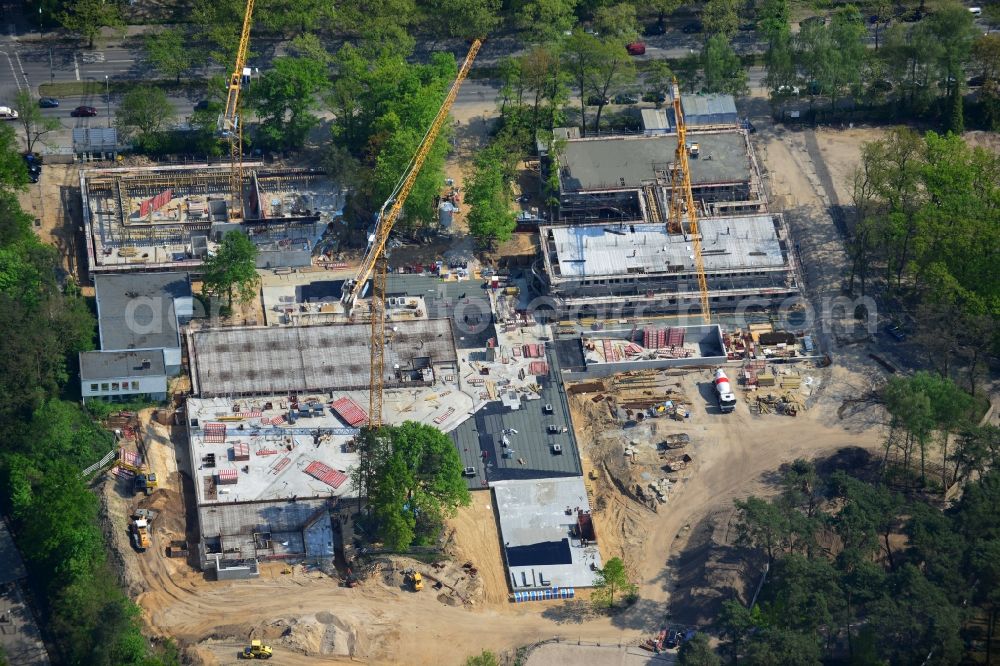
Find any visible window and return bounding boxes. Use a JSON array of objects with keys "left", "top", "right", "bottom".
[
  {"left": 131, "top": 381, "right": 139, "bottom": 390},
  {"left": 101, "top": 383, "right": 109, "bottom": 391},
  {"left": 90, "top": 383, "right": 98, "bottom": 391},
  {"left": 111, "top": 382, "right": 120, "bottom": 391}
]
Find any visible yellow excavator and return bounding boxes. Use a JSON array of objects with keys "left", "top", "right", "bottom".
[{"left": 239, "top": 640, "right": 273, "bottom": 660}]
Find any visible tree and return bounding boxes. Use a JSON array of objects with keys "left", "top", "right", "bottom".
[
  {"left": 593, "top": 3, "right": 640, "bottom": 43},
  {"left": 59, "top": 0, "right": 123, "bottom": 48},
  {"left": 703, "top": 0, "right": 740, "bottom": 39},
  {"left": 586, "top": 39, "right": 636, "bottom": 131},
  {"left": 592, "top": 556, "right": 636, "bottom": 609},
  {"left": 426, "top": 0, "right": 499, "bottom": 40},
  {"left": 645, "top": 60, "right": 674, "bottom": 107},
  {"left": 144, "top": 28, "right": 195, "bottom": 84},
  {"left": 702, "top": 35, "right": 748, "bottom": 96},
  {"left": 115, "top": 86, "right": 176, "bottom": 143},
  {"left": 972, "top": 34, "right": 1000, "bottom": 129},
  {"left": 466, "top": 136, "right": 520, "bottom": 249},
  {"left": 517, "top": 0, "right": 579, "bottom": 43},
  {"left": 678, "top": 632, "right": 720, "bottom": 666},
  {"left": 250, "top": 56, "right": 328, "bottom": 151},
  {"left": 464, "top": 650, "right": 500, "bottom": 666},
  {"left": 201, "top": 231, "right": 260, "bottom": 308},
  {"left": 13, "top": 90, "right": 60, "bottom": 155},
  {"left": 562, "top": 30, "right": 602, "bottom": 135},
  {"left": 361, "top": 422, "right": 470, "bottom": 551},
  {"left": 649, "top": 0, "right": 682, "bottom": 32}
]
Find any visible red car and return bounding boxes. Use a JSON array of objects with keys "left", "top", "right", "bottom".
[
  {"left": 71, "top": 106, "right": 98, "bottom": 117},
  {"left": 626, "top": 41, "right": 646, "bottom": 56}
]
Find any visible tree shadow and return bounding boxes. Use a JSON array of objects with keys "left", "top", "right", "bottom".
[{"left": 539, "top": 599, "right": 598, "bottom": 625}]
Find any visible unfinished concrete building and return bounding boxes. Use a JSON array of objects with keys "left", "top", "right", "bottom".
[
  {"left": 533, "top": 215, "right": 799, "bottom": 315},
  {"left": 183, "top": 320, "right": 462, "bottom": 576},
  {"left": 555, "top": 129, "right": 766, "bottom": 223},
  {"left": 81, "top": 164, "right": 343, "bottom": 277}
]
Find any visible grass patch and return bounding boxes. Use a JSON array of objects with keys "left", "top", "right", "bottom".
[{"left": 39, "top": 78, "right": 208, "bottom": 98}]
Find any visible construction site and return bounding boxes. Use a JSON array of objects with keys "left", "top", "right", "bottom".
[
  {"left": 21, "top": 1, "right": 901, "bottom": 660},
  {"left": 80, "top": 164, "right": 343, "bottom": 277}
]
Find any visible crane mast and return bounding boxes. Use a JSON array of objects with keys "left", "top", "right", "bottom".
[
  {"left": 342, "top": 39, "right": 482, "bottom": 428},
  {"left": 668, "top": 78, "right": 711, "bottom": 322},
  {"left": 219, "top": 0, "right": 255, "bottom": 220}
]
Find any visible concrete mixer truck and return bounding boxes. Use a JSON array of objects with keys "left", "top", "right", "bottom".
[{"left": 714, "top": 369, "right": 737, "bottom": 413}]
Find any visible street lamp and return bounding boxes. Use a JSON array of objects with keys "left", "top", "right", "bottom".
[{"left": 105, "top": 75, "right": 110, "bottom": 128}]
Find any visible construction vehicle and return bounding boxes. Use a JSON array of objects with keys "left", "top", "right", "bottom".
[
  {"left": 667, "top": 78, "right": 710, "bottom": 323},
  {"left": 340, "top": 38, "right": 483, "bottom": 429},
  {"left": 219, "top": 0, "right": 256, "bottom": 219},
  {"left": 130, "top": 516, "right": 151, "bottom": 552},
  {"left": 134, "top": 472, "right": 158, "bottom": 495},
  {"left": 238, "top": 640, "right": 273, "bottom": 660},
  {"left": 405, "top": 570, "right": 424, "bottom": 591},
  {"left": 714, "top": 369, "right": 737, "bottom": 413}
]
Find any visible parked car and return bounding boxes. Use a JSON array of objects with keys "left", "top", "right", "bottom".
[
  {"left": 968, "top": 74, "right": 986, "bottom": 87},
  {"left": 0, "top": 106, "right": 19, "bottom": 120},
  {"left": 71, "top": 105, "right": 98, "bottom": 117},
  {"left": 22, "top": 153, "right": 42, "bottom": 170},
  {"left": 38, "top": 97, "right": 59, "bottom": 108},
  {"left": 681, "top": 21, "right": 703, "bottom": 33},
  {"left": 801, "top": 15, "right": 827, "bottom": 28},
  {"left": 642, "top": 91, "right": 667, "bottom": 103},
  {"left": 613, "top": 92, "right": 639, "bottom": 104},
  {"left": 885, "top": 323, "right": 907, "bottom": 342},
  {"left": 194, "top": 99, "right": 211, "bottom": 111},
  {"left": 586, "top": 95, "right": 610, "bottom": 106},
  {"left": 626, "top": 41, "right": 646, "bottom": 55}
]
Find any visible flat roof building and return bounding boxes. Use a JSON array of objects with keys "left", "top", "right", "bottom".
[
  {"left": 533, "top": 215, "right": 800, "bottom": 315},
  {"left": 95, "top": 272, "right": 192, "bottom": 374},
  {"left": 80, "top": 350, "right": 168, "bottom": 403},
  {"left": 555, "top": 129, "right": 766, "bottom": 223},
  {"left": 451, "top": 344, "right": 582, "bottom": 489},
  {"left": 188, "top": 319, "right": 458, "bottom": 397},
  {"left": 493, "top": 478, "right": 602, "bottom": 591}
]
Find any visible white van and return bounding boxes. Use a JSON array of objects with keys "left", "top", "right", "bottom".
[
  {"left": 969, "top": 7, "right": 982, "bottom": 16},
  {"left": 0, "top": 106, "right": 18, "bottom": 120}
]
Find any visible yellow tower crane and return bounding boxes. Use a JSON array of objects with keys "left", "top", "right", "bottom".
[
  {"left": 219, "top": 0, "right": 256, "bottom": 220},
  {"left": 341, "top": 38, "right": 483, "bottom": 428},
  {"left": 668, "top": 78, "right": 711, "bottom": 322}
]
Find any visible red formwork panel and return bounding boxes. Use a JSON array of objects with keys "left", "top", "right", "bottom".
[
  {"left": 304, "top": 461, "right": 348, "bottom": 489},
  {"left": 330, "top": 397, "right": 368, "bottom": 427}
]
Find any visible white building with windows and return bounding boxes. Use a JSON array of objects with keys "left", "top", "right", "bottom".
[{"left": 80, "top": 350, "right": 168, "bottom": 403}]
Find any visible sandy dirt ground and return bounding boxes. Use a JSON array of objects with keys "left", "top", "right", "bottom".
[{"left": 19, "top": 163, "right": 87, "bottom": 281}]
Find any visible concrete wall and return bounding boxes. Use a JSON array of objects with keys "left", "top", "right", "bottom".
[
  {"left": 561, "top": 325, "right": 728, "bottom": 379},
  {"left": 198, "top": 498, "right": 331, "bottom": 538}
]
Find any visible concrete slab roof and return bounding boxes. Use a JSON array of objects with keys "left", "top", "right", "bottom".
[
  {"left": 559, "top": 131, "right": 750, "bottom": 192},
  {"left": 79, "top": 349, "right": 166, "bottom": 380},
  {"left": 546, "top": 215, "right": 786, "bottom": 279},
  {"left": 189, "top": 319, "right": 458, "bottom": 396},
  {"left": 187, "top": 396, "right": 360, "bottom": 505},
  {"left": 493, "top": 478, "right": 602, "bottom": 590},
  {"left": 450, "top": 343, "right": 582, "bottom": 488},
  {"left": 95, "top": 272, "right": 191, "bottom": 351}
]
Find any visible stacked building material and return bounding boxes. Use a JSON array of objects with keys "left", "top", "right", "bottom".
[
  {"left": 667, "top": 327, "right": 685, "bottom": 347},
  {"left": 232, "top": 441, "right": 250, "bottom": 461},
  {"left": 529, "top": 361, "right": 549, "bottom": 375},
  {"left": 330, "top": 396, "right": 368, "bottom": 427},
  {"left": 216, "top": 468, "right": 238, "bottom": 484},
  {"left": 304, "top": 461, "right": 348, "bottom": 489},
  {"left": 203, "top": 423, "right": 227, "bottom": 443}
]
